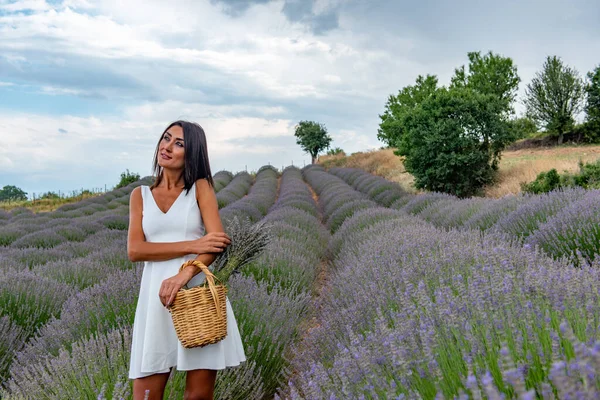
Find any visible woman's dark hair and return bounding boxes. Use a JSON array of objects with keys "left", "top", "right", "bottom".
[{"left": 150, "top": 120, "right": 214, "bottom": 194}]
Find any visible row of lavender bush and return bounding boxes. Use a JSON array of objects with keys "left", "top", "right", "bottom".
[
  {"left": 279, "top": 164, "right": 600, "bottom": 399},
  {"left": 0, "top": 178, "right": 153, "bottom": 387},
  {"left": 0, "top": 166, "right": 328, "bottom": 399},
  {"left": 212, "top": 170, "right": 235, "bottom": 192},
  {"left": 329, "top": 167, "right": 600, "bottom": 266},
  {"left": 0, "top": 173, "right": 242, "bottom": 396},
  {"left": 216, "top": 171, "right": 254, "bottom": 209}
]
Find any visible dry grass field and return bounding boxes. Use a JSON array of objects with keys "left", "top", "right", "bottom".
[{"left": 319, "top": 145, "right": 600, "bottom": 198}]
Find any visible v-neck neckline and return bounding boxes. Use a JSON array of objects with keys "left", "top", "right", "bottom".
[{"left": 148, "top": 185, "right": 186, "bottom": 215}]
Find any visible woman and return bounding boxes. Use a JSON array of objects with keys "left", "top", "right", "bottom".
[{"left": 127, "top": 120, "right": 247, "bottom": 400}]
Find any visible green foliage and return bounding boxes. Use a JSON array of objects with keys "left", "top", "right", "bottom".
[
  {"left": 115, "top": 169, "right": 140, "bottom": 189},
  {"left": 39, "top": 191, "right": 60, "bottom": 200},
  {"left": 326, "top": 147, "right": 345, "bottom": 156},
  {"left": 293, "top": 121, "right": 332, "bottom": 164},
  {"left": 520, "top": 169, "right": 561, "bottom": 194},
  {"left": 524, "top": 55, "right": 585, "bottom": 144},
  {"left": 397, "top": 87, "right": 513, "bottom": 198},
  {"left": 377, "top": 74, "right": 438, "bottom": 147},
  {"left": 507, "top": 116, "right": 539, "bottom": 140},
  {"left": 0, "top": 185, "right": 28, "bottom": 202},
  {"left": 450, "top": 50, "right": 520, "bottom": 115},
  {"left": 522, "top": 158, "right": 600, "bottom": 193},
  {"left": 585, "top": 64, "right": 600, "bottom": 133}
]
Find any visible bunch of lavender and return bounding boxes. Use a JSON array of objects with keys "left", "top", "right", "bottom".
[{"left": 207, "top": 216, "right": 273, "bottom": 284}]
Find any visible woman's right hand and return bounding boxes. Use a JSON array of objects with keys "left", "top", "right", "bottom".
[{"left": 189, "top": 232, "right": 231, "bottom": 254}]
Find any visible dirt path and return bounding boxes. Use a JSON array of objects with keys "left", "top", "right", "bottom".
[{"left": 278, "top": 181, "right": 331, "bottom": 399}]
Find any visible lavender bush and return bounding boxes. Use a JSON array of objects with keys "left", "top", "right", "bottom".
[
  {"left": 216, "top": 171, "right": 254, "bottom": 208},
  {"left": 213, "top": 170, "right": 234, "bottom": 192},
  {"left": 9, "top": 228, "right": 67, "bottom": 249},
  {"left": 463, "top": 195, "right": 530, "bottom": 231},
  {"left": 492, "top": 187, "right": 588, "bottom": 241},
  {"left": 0, "top": 269, "right": 74, "bottom": 342},
  {"left": 3, "top": 327, "right": 134, "bottom": 399},
  {"left": 0, "top": 317, "right": 27, "bottom": 385},
  {"left": 11, "top": 266, "right": 142, "bottom": 373},
  {"left": 526, "top": 189, "right": 600, "bottom": 265},
  {"left": 279, "top": 167, "right": 600, "bottom": 399}
]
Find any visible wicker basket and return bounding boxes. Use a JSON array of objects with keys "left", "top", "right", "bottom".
[{"left": 167, "top": 260, "right": 228, "bottom": 348}]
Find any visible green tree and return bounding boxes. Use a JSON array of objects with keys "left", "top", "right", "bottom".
[
  {"left": 116, "top": 169, "right": 140, "bottom": 189},
  {"left": 0, "top": 185, "right": 28, "bottom": 202},
  {"left": 377, "top": 74, "right": 438, "bottom": 147},
  {"left": 524, "top": 55, "right": 585, "bottom": 145},
  {"left": 397, "top": 87, "right": 513, "bottom": 198},
  {"left": 294, "top": 121, "right": 332, "bottom": 164},
  {"left": 450, "top": 50, "right": 520, "bottom": 115},
  {"left": 507, "top": 116, "right": 538, "bottom": 140},
  {"left": 585, "top": 65, "right": 600, "bottom": 132}
]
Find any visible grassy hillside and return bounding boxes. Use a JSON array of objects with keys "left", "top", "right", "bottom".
[
  {"left": 318, "top": 144, "right": 600, "bottom": 197},
  {"left": 0, "top": 192, "right": 106, "bottom": 213}
]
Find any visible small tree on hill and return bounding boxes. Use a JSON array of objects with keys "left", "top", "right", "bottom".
[
  {"left": 116, "top": 169, "right": 140, "bottom": 189},
  {"left": 294, "top": 121, "right": 332, "bottom": 164},
  {"left": 524, "top": 55, "right": 585, "bottom": 145},
  {"left": 397, "top": 87, "right": 513, "bottom": 198},
  {"left": 0, "top": 185, "right": 28, "bottom": 202}
]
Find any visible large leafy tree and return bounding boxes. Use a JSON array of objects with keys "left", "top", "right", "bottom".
[
  {"left": 585, "top": 65, "right": 600, "bottom": 131},
  {"left": 397, "top": 87, "right": 513, "bottom": 198},
  {"left": 294, "top": 120, "right": 332, "bottom": 164},
  {"left": 377, "top": 74, "right": 438, "bottom": 147},
  {"left": 0, "top": 185, "right": 28, "bottom": 202},
  {"left": 524, "top": 55, "right": 585, "bottom": 144},
  {"left": 450, "top": 50, "right": 521, "bottom": 115}
]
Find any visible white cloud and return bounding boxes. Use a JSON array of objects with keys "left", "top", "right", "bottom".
[
  {"left": 0, "top": 0, "right": 50, "bottom": 12},
  {"left": 0, "top": 0, "right": 599, "bottom": 194}
]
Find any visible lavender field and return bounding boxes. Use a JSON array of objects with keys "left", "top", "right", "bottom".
[{"left": 1, "top": 164, "right": 600, "bottom": 399}]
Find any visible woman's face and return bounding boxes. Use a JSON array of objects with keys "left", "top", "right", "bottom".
[{"left": 158, "top": 125, "right": 185, "bottom": 169}]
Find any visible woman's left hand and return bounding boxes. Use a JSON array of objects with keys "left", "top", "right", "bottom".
[{"left": 159, "top": 270, "right": 193, "bottom": 308}]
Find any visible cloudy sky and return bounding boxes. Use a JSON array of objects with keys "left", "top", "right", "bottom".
[{"left": 1, "top": 0, "right": 599, "bottom": 197}]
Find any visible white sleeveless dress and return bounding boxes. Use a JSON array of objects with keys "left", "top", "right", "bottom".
[{"left": 128, "top": 182, "right": 247, "bottom": 379}]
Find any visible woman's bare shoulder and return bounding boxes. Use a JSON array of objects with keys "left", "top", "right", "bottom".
[
  {"left": 130, "top": 186, "right": 143, "bottom": 200},
  {"left": 194, "top": 178, "right": 212, "bottom": 198}
]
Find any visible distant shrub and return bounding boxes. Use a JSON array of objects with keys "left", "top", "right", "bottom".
[
  {"left": 521, "top": 168, "right": 561, "bottom": 194},
  {"left": 326, "top": 147, "right": 345, "bottom": 156},
  {"left": 114, "top": 168, "right": 140, "bottom": 189},
  {"left": 522, "top": 158, "right": 600, "bottom": 193}
]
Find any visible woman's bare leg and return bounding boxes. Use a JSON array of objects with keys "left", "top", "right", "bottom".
[
  {"left": 132, "top": 368, "right": 172, "bottom": 400},
  {"left": 183, "top": 369, "right": 217, "bottom": 400}
]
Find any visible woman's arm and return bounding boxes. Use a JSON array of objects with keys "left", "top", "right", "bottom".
[
  {"left": 127, "top": 186, "right": 194, "bottom": 262},
  {"left": 180, "top": 178, "right": 227, "bottom": 280}
]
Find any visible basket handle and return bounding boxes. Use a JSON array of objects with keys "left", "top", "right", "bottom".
[{"left": 179, "top": 260, "right": 224, "bottom": 320}]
